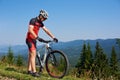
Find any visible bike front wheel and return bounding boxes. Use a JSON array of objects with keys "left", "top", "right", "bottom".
[{"left": 45, "top": 50, "right": 69, "bottom": 78}]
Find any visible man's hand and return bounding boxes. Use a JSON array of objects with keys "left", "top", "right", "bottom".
[
  {"left": 53, "top": 38, "right": 58, "bottom": 43},
  {"left": 36, "top": 37, "right": 44, "bottom": 42}
]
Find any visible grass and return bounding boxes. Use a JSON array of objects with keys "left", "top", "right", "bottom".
[{"left": 0, "top": 62, "right": 83, "bottom": 80}]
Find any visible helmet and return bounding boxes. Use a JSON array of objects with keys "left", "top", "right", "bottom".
[{"left": 40, "top": 9, "right": 48, "bottom": 19}]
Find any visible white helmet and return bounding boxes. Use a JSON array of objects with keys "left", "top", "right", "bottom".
[{"left": 40, "top": 9, "right": 48, "bottom": 19}]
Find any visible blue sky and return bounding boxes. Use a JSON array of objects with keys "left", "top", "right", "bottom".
[{"left": 0, "top": 0, "right": 120, "bottom": 45}]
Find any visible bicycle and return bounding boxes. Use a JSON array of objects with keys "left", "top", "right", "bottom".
[{"left": 36, "top": 40, "right": 69, "bottom": 78}]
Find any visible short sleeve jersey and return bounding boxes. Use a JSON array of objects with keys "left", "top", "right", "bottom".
[{"left": 26, "top": 17, "right": 44, "bottom": 40}]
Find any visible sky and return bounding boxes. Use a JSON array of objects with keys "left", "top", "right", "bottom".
[{"left": 0, "top": 0, "right": 120, "bottom": 45}]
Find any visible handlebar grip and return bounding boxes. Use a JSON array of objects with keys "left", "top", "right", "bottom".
[{"left": 42, "top": 40, "right": 52, "bottom": 43}]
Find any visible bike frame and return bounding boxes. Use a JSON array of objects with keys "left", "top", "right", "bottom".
[
  {"left": 36, "top": 42, "right": 52, "bottom": 68},
  {"left": 36, "top": 40, "right": 69, "bottom": 78}
]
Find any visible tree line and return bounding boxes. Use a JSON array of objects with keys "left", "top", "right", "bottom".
[
  {"left": 75, "top": 39, "right": 120, "bottom": 80},
  {"left": 0, "top": 47, "right": 24, "bottom": 67}
]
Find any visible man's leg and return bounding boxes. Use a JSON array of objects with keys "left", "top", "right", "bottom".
[
  {"left": 28, "top": 52, "right": 32, "bottom": 73},
  {"left": 29, "top": 50, "right": 39, "bottom": 77},
  {"left": 29, "top": 50, "right": 36, "bottom": 73},
  {"left": 26, "top": 40, "right": 39, "bottom": 77}
]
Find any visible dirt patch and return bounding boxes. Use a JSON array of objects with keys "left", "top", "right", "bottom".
[{"left": 0, "top": 75, "right": 16, "bottom": 80}]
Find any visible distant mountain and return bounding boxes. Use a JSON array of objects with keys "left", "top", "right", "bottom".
[
  {"left": 0, "top": 38, "right": 119, "bottom": 66},
  {"left": 53, "top": 39, "right": 120, "bottom": 66}
]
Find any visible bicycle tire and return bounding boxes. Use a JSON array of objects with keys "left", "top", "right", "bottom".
[{"left": 45, "top": 50, "right": 69, "bottom": 78}]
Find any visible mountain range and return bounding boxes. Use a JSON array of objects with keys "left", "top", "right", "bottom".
[{"left": 0, "top": 38, "right": 120, "bottom": 66}]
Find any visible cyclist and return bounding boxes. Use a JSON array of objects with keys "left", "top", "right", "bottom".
[{"left": 26, "top": 9, "right": 58, "bottom": 77}]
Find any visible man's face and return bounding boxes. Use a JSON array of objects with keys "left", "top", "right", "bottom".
[{"left": 39, "top": 15, "right": 47, "bottom": 22}]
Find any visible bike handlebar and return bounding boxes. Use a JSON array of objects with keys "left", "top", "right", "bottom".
[
  {"left": 42, "top": 40, "right": 52, "bottom": 43},
  {"left": 39, "top": 39, "right": 57, "bottom": 44},
  {"left": 37, "top": 37, "right": 58, "bottom": 43}
]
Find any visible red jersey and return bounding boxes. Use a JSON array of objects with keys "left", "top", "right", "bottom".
[{"left": 26, "top": 17, "right": 44, "bottom": 40}]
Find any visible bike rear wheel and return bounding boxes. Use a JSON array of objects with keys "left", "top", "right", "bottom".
[{"left": 46, "top": 50, "right": 69, "bottom": 78}]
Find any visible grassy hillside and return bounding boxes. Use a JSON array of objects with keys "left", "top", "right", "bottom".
[{"left": 0, "top": 62, "right": 84, "bottom": 80}]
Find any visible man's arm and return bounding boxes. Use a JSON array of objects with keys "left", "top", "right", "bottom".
[{"left": 42, "top": 26, "right": 55, "bottom": 39}]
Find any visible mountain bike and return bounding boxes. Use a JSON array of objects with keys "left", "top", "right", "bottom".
[{"left": 36, "top": 40, "right": 69, "bottom": 78}]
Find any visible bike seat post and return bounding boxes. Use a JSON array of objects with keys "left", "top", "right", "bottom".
[
  {"left": 37, "top": 51, "right": 40, "bottom": 57},
  {"left": 46, "top": 43, "right": 50, "bottom": 48}
]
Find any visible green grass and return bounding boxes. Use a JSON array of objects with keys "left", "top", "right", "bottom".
[{"left": 0, "top": 63, "right": 83, "bottom": 80}]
